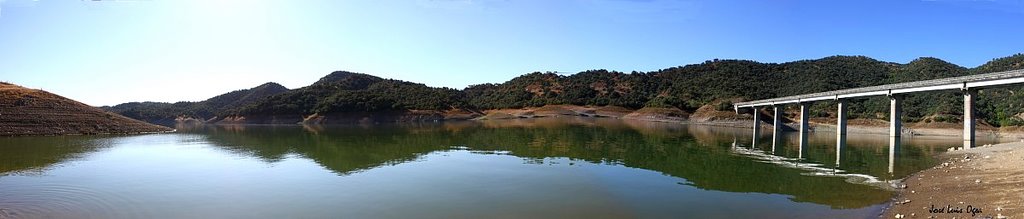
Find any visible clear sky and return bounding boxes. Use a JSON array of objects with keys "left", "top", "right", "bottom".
[{"left": 1, "top": 0, "right": 1023, "bottom": 106}]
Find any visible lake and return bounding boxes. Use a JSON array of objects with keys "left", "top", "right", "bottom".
[{"left": 0, "top": 118, "right": 993, "bottom": 218}]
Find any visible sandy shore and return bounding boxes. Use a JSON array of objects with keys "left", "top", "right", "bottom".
[{"left": 883, "top": 142, "right": 1024, "bottom": 219}]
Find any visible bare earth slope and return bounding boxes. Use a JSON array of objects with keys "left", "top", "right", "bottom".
[
  {"left": 884, "top": 142, "right": 1024, "bottom": 219},
  {"left": 0, "top": 82, "right": 173, "bottom": 136}
]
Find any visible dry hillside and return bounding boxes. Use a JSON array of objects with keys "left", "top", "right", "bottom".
[{"left": 0, "top": 82, "right": 173, "bottom": 136}]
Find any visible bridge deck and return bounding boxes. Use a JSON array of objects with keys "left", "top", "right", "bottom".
[{"left": 734, "top": 69, "right": 1024, "bottom": 108}]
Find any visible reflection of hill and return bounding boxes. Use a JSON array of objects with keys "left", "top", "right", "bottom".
[
  {"left": 0, "top": 136, "right": 108, "bottom": 175},
  {"left": 192, "top": 119, "right": 943, "bottom": 209},
  {"left": 194, "top": 125, "right": 455, "bottom": 175}
]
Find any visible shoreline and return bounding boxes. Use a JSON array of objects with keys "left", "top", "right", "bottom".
[
  {"left": 119, "top": 104, "right": 1024, "bottom": 139},
  {"left": 11, "top": 108, "right": 1024, "bottom": 142},
  {"left": 882, "top": 141, "right": 1024, "bottom": 219},
  {"left": 0, "top": 129, "right": 178, "bottom": 137}
]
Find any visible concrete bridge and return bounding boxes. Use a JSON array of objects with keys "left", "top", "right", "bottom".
[{"left": 734, "top": 69, "right": 1024, "bottom": 150}]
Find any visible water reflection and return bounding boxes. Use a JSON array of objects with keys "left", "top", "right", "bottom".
[
  {"left": 836, "top": 134, "right": 846, "bottom": 167},
  {"left": 0, "top": 118, "right": 998, "bottom": 218},
  {"left": 756, "top": 129, "right": 995, "bottom": 181},
  {"left": 799, "top": 132, "right": 809, "bottom": 159},
  {"left": 772, "top": 126, "right": 781, "bottom": 154},
  {"left": 0, "top": 136, "right": 110, "bottom": 176},
  {"left": 889, "top": 137, "right": 900, "bottom": 175}
]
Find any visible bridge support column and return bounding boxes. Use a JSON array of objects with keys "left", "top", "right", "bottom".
[
  {"left": 752, "top": 107, "right": 760, "bottom": 147},
  {"left": 889, "top": 95, "right": 902, "bottom": 137},
  {"left": 837, "top": 100, "right": 847, "bottom": 137},
  {"left": 799, "top": 103, "right": 810, "bottom": 159},
  {"left": 964, "top": 89, "right": 977, "bottom": 149},
  {"left": 772, "top": 105, "right": 783, "bottom": 153},
  {"left": 799, "top": 103, "right": 810, "bottom": 140},
  {"left": 836, "top": 99, "right": 847, "bottom": 166}
]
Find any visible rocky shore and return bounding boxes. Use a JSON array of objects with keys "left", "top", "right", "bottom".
[{"left": 883, "top": 142, "right": 1024, "bottom": 219}]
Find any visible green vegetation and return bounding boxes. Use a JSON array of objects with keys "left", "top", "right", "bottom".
[{"left": 104, "top": 54, "right": 1024, "bottom": 126}]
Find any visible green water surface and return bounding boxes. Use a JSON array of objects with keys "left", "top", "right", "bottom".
[{"left": 0, "top": 118, "right": 983, "bottom": 219}]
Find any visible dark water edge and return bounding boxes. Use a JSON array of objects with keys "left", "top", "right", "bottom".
[{"left": 0, "top": 118, "right": 1000, "bottom": 219}]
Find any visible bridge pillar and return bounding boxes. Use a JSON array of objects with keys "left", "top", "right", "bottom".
[
  {"left": 799, "top": 103, "right": 810, "bottom": 159},
  {"left": 889, "top": 95, "right": 902, "bottom": 137},
  {"left": 837, "top": 100, "right": 847, "bottom": 136},
  {"left": 772, "top": 105, "right": 783, "bottom": 152},
  {"left": 836, "top": 99, "right": 847, "bottom": 166},
  {"left": 752, "top": 107, "right": 760, "bottom": 147},
  {"left": 964, "top": 89, "right": 977, "bottom": 149}
]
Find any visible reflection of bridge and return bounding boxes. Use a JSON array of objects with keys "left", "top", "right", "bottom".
[
  {"left": 729, "top": 140, "right": 896, "bottom": 191},
  {"left": 737, "top": 128, "right": 905, "bottom": 176},
  {"left": 734, "top": 69, "right": 1024, "bottom": 151}
]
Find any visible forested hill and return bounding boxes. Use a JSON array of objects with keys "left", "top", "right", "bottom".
[
  {"left": 105, "top": 53, "right": 1024, "bottom": 126},
  {"left": 234, "top": 71, "right": 466, "bottom": 116}
]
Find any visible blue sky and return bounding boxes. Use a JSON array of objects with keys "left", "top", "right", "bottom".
[{"left": 1, "top": 0, "right": 1022, "bottom": 106}]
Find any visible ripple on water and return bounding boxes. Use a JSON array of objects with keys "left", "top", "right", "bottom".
[{"left": 0, "top": 182, "right": 142, "bottom": 219}]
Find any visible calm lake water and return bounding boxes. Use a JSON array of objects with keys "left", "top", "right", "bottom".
[{"left": 0, "top": 118, "right": 997, "bottom": 219}]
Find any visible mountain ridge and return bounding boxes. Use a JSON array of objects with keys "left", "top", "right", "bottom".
[{"left": 103, "top": 53, "right": 1024, "bottom": 127}]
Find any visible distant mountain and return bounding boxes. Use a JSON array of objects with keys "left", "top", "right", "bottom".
[
  {"left": 0, "top": 82, "right": 172, "bottom": 136},
  {"left": 105, "top": 53, "right": 1024, "bottom": 126},
  {"left": 103, "top": 82, "right": 288, "bottom": 126}
]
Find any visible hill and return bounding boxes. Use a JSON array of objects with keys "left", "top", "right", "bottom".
[
  {"left": 0, "top": 82, "right": 173, "bottom": 136},
  {"left": 226, "top": 71, "right": 471, "bottom": 124}
]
